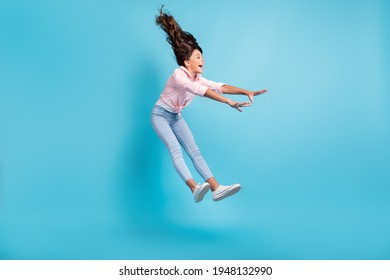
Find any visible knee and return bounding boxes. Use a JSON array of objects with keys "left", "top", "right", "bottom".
[
  {"left": 167, "top": 142, "right": 183, "bottom": 159},
  {"left": 187, "top": 145, "right": 202, "bottom": 158}
]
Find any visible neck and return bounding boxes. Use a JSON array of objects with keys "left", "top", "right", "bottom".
[{"left": 182, "top": 66, "right": 197, "bottom": 78}]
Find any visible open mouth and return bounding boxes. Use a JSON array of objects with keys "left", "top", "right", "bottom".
[{"left": 199, "top": 65, "right": 204, "bottom": 69}]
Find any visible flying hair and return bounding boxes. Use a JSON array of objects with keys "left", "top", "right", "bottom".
[{"left": 155, "top": 5, "right": 203, "bottom": 66}]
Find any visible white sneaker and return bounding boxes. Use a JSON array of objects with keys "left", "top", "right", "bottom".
[
  {"left": 193, "top": 182, "right": 210, "bottom": 203},
  {"left": 212, "top": 184, "right": 241, "bottom": 201}
]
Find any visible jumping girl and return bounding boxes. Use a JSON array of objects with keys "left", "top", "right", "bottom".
[{"left": 151, "top": 6, "right": 267, "bottom": 203}]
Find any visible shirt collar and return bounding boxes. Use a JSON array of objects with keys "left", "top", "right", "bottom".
[{"left": 180, "top": 66, "right": 201, "bottom": 81}]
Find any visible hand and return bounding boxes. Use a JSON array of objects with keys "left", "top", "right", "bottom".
[
  {"left": 247, "top": 89, "right": 268, "bottom": 103},
  {"left": 228, "top": 100, "right": 251, "bottom": 112}
]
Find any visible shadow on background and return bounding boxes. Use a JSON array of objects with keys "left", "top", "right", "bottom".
[{"left": 118, "top": 54, "right": 165, "bottom": 233}]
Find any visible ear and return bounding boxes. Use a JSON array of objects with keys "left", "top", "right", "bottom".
[{"left": 184, "top": 60, "right": 190, "bottom": 67}]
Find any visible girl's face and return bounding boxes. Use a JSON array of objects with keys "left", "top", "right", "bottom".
[{"left": 184, "top": 49, "right": 204, "bottom": 76}]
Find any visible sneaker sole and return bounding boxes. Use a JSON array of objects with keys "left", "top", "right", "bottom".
[
  {"left": 194, "top": 184, "right": 210, "bottom": 203},
  {"left": 213, "top": 185, "right": 241, "bottom": 201}
]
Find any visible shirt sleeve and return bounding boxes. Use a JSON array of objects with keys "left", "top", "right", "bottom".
[
  {"left": 199, "top": 76, "right": 225, "bottom": 94},
  {"left": 172, "top": 71, "right": 208, "bottom": 97}
]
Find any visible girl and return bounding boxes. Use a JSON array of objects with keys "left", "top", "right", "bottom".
[{"left": 151, "top": 6, "right": 267, "bottom": 203}]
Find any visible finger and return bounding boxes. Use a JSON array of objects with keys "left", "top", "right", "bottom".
[
  {"left": 237, "top": 107, "right": 242, "bottom": 112},
  {"left": 255, "top": 89, "right": 267, "bottom": 95},
  {"left": 248, "top": 95, "right": 254, "bottom": 103}
]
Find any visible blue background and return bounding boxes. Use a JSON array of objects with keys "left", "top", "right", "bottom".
[{"left": 1, "top": 0, "right": 389, "bottom": 259}]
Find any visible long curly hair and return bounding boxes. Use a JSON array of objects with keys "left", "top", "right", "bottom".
[{"left": 155, "top": 6, "right": 202, "bottom": 66}]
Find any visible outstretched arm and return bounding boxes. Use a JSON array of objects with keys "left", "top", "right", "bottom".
[
  {"left": 204, "top": 89, "right": 251, "bottom": 112},
  {"left": 221, "top": 85, "right": 268, "bottom": 103}
]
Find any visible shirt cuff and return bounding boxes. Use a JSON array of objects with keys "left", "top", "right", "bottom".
[
  {"left": 215, "top": 82, "right": 225, "bottom": 94},
  {"left": 198, "top": 85, "right": 209, "bottom": 97}
]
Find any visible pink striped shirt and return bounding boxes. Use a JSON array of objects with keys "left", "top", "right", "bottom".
[{"left": 156, "top": 66, "right": 225, "bottom": 114}]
